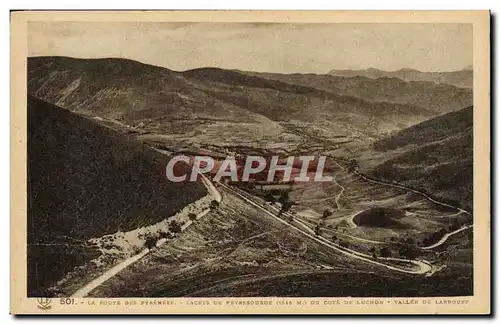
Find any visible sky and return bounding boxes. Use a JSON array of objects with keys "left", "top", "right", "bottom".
[{"left": 28, "top": 22, "right": 473, "bottom": 74}]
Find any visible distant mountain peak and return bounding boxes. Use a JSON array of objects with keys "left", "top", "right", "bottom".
[
  {"left": 365, "top": 67, "right": 383, "bottom": 72},
  {"left": 397, "top": 68, "right": 420, "bottom": 73}
]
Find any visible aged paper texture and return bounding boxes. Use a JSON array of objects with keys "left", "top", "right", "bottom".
[{"left": 11, "top": 10, "right": 490, "bottom": 314}]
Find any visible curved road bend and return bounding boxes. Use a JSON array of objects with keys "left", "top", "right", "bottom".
[
  {"left": 333, "top": 160, "right": 472, "bottom": 250},
  {"left": 219, "top": 183, "right": 432, "bottom": 275},
  {"left": 345, "top": 210, "right": 363, "bottom": 228},
  {"left": 420, "top": 225, "right": 473, "bottom": 250},
  {"left": 354, "top": 170, "right": 471, "bottom": 216},
  {"left": 353, "top": 171, "right": 473, "bottom": 249}
]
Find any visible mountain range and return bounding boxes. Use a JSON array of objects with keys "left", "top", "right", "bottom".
[
  {"left": 328, "top": 67, "right": 473, "bottom": 89},
  {"left": 28, "top": 56, "right": 472, "bottom": 151},
  {"left": 241, "top": 70, "right": 472, "bottom": 114}
]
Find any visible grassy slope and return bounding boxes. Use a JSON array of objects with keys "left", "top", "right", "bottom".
[
  {"left": 240, "top": 70, "right": 472, "bottom": 115},
  {"left": 28, "top": 96, "right": 206, "bottom": 295},
  {"left": 366, "top": 106, "right": 473, "bottom": 210},
  {"left": 183, "top": 67, "right": 433, "bottom": 122}
]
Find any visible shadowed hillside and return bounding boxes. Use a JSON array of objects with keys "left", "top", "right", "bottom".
[
  {"left": 240, "top": 71, "right": 472, "bottom": 115},
  {"left": 27, "top": 96, "right": 206, "bottom": 295},
  {"left": 366, "top": 106, "right": 473, "bottom": 211},
  {"left": 373, "top": 106, "right": 473, "bottom": 151},
  {"left": 352, "top": 208, "right": 407, "bottom": 228}
]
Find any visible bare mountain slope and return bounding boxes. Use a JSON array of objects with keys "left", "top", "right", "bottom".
[
  {"left": 28, "top": 56, "right": 266, "bottom": 123},
  {"left": 28, "top": 56, "right": 437, "bottom": 148}
]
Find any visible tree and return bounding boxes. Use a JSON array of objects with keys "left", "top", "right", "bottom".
[
  {"left": 282, "top": 201, "right": 293, "bottom": 212},
  {"left": 278, "top": 195, "right": 287, "bottom": 206},
  {"left": 380, "top": 247, "right": 391, "bottom": 258},
  {"left": 144, "top": 235, "right": 158, "bottom": 250},
  {"left": 399, "top": 246, "right": 411, "bottom": 259},
  {"left": 278, "top": 200, "right": 293, "bottom": 217},
  {"left": 169, "top": 220, "right": 182, "bottom": 234},
  {"left": 157, "top": 230, "right": 169, "bottom": 240},
  {"left": 339, "top": 240, "right": 349, "bottom": 248},
  {"left": 210, "top": 200, "right": 220, "bottom": 210},
  {"left": 188, "top": 213, "right": 197, "bottom": 222},
  {"left": 277, "top": 191, "right": 290, "bottom": 208},
  {"left": 314, "top": 225, "right": 322, "bottom": 236},
  {"left": 449, "top": 218, "right": 461, "bottom": 231},
  {"left": 322, "top": 209, "right": 333, "bottom": 219},
  {"left": 331, "top": 235, "right": 337, "bottom": 242},
  {"left": 265, "top": 192, "right": 276, "bottom": 204},
  {"left": 398, "top": 246, "right": 418, "bottom": 260},
  {"left": 403, "top": 237, "right": 415, "bottom": 245},
  {"left": 131, "top": 245, "right": 143, "bottom": 255},
  {"left": 347, "top": 159, "right": 359, "bottom": 172}
]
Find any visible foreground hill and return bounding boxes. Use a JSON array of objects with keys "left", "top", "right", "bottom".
[
  {"left": 28, "top": 56, "right": 438, "bottom": 150},
  {"left": 328, "top": 67, "right": 473, "bottom": 89},
  {"left": 363, "top": 106, "right": 473, "bottom": 211},
  {"left": 240, "top": 71, "right": 472, "bottom": 115},
  {"left": 27, "top": 96, "right": 206, "bottom": 295}
]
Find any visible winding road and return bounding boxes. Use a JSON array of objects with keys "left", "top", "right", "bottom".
[
  {"left": 219, "top": 183, "right": 433, "bottom": 275},
  {"left": 421, "top": 225, "right": 473, "bottom": 250},
  {"left": 71, "top": 154, "right": 469, "bottom": 297},
  {"left": 333, "top": 172, "right": 345, "bottom": 210},
  {"left": 345, "top": 210, "right": 363, "bottom": 228},
  {"left": 200, "top": 173, "right": 222, "bottom": 203},
  {"left": 353, "top": 169, "right": 473, "bottom": 249},
  {"left": 354, "top": 169, "right": 471, "bottom": 216},
  {"left": 330, "top": 160, "right": 473, "bottom": 250}
]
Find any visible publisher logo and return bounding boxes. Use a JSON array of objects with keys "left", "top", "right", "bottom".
[{"left": 37, "top": 297, "right": 52, "bottom": 310}]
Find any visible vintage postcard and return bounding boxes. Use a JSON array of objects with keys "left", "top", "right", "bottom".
[{"left": 10, "top": 10, "right": 490, "bottom": 314}]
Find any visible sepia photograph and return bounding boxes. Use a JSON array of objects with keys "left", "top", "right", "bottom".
[{"left": 10, "top": 10, "right": 490, "bottom": 315}]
